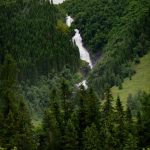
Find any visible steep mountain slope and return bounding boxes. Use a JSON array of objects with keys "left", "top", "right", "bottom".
[
  {"left": 0, "top": 0, "right": 79, "bottom": 82},
  {"left": 62, "top": 0, "right": 150, "bottom": 97}
]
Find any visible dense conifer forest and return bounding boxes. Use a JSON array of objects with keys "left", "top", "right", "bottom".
[
  {"left": 62, "top": 0, "right": 150, "bottom": 97},
  {"left": 0, "top": 0, "right": 150, "bottom": 149}
]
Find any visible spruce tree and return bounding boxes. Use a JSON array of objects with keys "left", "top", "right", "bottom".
[
  {"left": 140, "top": 93, "right": 150, "bottom": 148},
  {"left": 40, "top": 110, "right": 61, "bottom": 150},
  {"left": 115, "top": 96, "right": 125, "bottom": 149},
  {"left": 85, "top": 88, "right": 100, "bottom": 127},
  {"left": 50, "top": 88, "right": 62, "bottom": 131},
  {"left": 83, "top": 124, "right": 100, "bottom": 150},
  {"left": 63, "top": 119, "right": 78, "bottom": 150},
  {"left": 123, "top": 133, "right": 138, "bottom": 150},
  {"left": 136, "top": 111, "right": 143, "bottom": 150},
  {"left": 101, "top": 89, "right": 116, "bottom": 149},
  {"left": 0, "top": 54, "right": 35, "bottom": 149},
  {"left": 61, "top": 79, "right": 72, "bottom": 125}
]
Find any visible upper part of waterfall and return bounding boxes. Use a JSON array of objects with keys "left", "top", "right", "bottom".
[
  {"left": 72, "top": 29, "right": 93, "bottom": 69},
  {"left": 66, "top": 15, "right": 74, "bottom": 27},
  {"left": 66, "top": 16, "right": 93, "bottom": 89},
  {"left": 51, "top": 0, "right": 65, "bottom": 4}
]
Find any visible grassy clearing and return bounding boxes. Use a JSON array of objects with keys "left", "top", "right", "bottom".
[{"left": 111, "top": 52, "right": 150, "bottom": 107}]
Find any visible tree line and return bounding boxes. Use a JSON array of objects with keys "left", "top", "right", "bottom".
[
  {"left": 0, "top": 0, "right": 79, "bottom": 82},
  {"left": 0, "top": 55, "right": 150, "bottom": 150}
]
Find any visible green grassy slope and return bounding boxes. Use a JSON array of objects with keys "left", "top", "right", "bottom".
[{"left": 111, "top": 52, "right": 150, "bottom": 106}]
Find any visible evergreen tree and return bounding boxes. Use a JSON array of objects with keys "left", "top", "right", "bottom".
[
  {"left": 50, "top": 88, "right": 62, "bottom": 131},
  {"left": 40, "top": 110, "right": 61, "bottom": 150},
  {"left": 14, "top": 99, "right": 36, "bottom": 150},
  {"left": 78, "top": 85, "right": 87, "bottom": 150},
  {"left": 124, "top": 99, "right": 138, "bottom": 150},
  {"left": 0, "top": 54, "right": 35, "bottom": 149},
  {"left": 136, "top": 111, "right": 143, "bottom": 150},
  {"left": 61, "top": 79, "right": 72, "bottom": 125},
  {"left": 123, "top": 133, "right": 138, "bottom": 150},
  {"left": 63, "top": 119, "right": 78, "bottom": 150},
  {"left": 115, "top": 96, "right": 125, "bottom": 149},
  {"left": 125, "top": 105, "right": 134, "bottom": 138},
  {"left": 85, "top": 88, "right": 100, "bottom": 127},
  {"left": 140, "top": 93, "right": 150, "bottom": 148},
  {"left": 83, "top": 124, "right": 100, "bottom": 150},
  {"left": 101, "top": 89, "right": 116, "bottom": 149}
]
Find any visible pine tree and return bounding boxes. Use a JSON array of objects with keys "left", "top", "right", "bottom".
[
  {"left": 85, "top": 88, "right": 100, "bottom": 127},
  {"left": 115, "top": 96, "right": 125, "bottom": 149},
  {"left": 126, "top": 106, "right": 132, "bottom": 123},
  {"left": 140, "top": 93, "right": 150, "bottom": 148},
  {"left": 101, "top": 89, "right": 116, "bottom": 149},
  {"left": 61, "top": 79, "right": 72, "bottom": 125},
  {"left": 63, "top": 119, "right": 78, "bottom": 150},
  {"left": 50, "top": 88, "right": 62, "bottom": 131},
  {"left": 123, "top": 133, "right": 138, "bottom": 150},
  {"left": 40, "top": 110, "right": 61, "bottom": 150},
  {"left": 136, "top": 111, "right": 143, "bottom": 150},
  {"left": 83, "top": 123, "right": 100, "bottom": 150},
  {"left": 78, "top": 85, "right": 87, "bottom": 150},
  {"left": 0, "top": 54, "right": 35, "bottom": 149},
  {"left": 125, "top": 105, "right": 135, "bottom": 137},
  {"left": 14, "top": 99, "right": 35, "bottom": 150}
]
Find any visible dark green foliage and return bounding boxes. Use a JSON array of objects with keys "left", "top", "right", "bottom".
[
  {"left": 0, "top": 0, "right": 79, "bottom": 82},
  {"left": 39, "top": 110, "right": 61, "bottom": 150},
  {"left": 136, "top": 111, "right": 143, "bottom": 149},
  {"left": 139, "top": 92, "right": 150, "bottom": 148},
  {"left": 63, "top": 0, "right": 129, "bottom": 53},
  {"left": 115, "top": 96, "right": 125, "bottom": 149},
  {"left": 123, "top": 133, "right": 138, "bottom": 150},
  {"left": 100, "top": 89, "right": 116, "bottom": 149},
  {"left": 83, "top": 124, "right": 100, "bottom": 150},
  {"left": 63, "top": 0, "right": 150, "bottom": 97},
  {"left": 0, "top": 55, "right": 35, "bottom": 150},
  {"left": 19, "top": 67, "right": 79, "bottom": 119},
  {"left": 0, "top": 1, "right": 150, "bottom": 150},
  {"left": 63, "top": 119, "right": 78, "bottom": 150}
]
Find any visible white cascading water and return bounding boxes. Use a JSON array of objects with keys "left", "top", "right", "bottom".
[
  {"left": 52, "top": 0, "right": 65, "bottom": 4},
  {"left": 72, "top": 29, "right": 93, "bottom": 69},
  {"left": 66, "top": 15, "right": 74, "bottom": 27},
  {"left": 65, "top": 16, "right": 93, "bottom": 89},
  {"left": 53, "top": 0, "right": 93, "bottom": 89}
]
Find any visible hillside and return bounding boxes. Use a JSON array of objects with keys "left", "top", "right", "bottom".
[
  {"left": 62, "top": 0, "right": 150, "bottom": 98},
  {"left": 112, "top": 52, "right": 150, "bottom": 106},
  {"left": 0, "top": 0, "right": 150, "bottom": 149},
  {"left": 0, "top": 0, "right": 79, "bottom": 81}
]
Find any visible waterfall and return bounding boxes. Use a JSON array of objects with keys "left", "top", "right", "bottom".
[
  {"left": 52, "top": 0, "right": 92, "bottom": 89},
  {"left": 66, "top": 15, "right": 74, "bottom": 27},
  {"left": 66, "top": 16, "right": 93, "bottom": 89},
  {"left": 52, "top": 0, "right": 65, "bottom": 4},
  {"left": 72, "top": 29, "right": 93, "bottom": 69}
]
